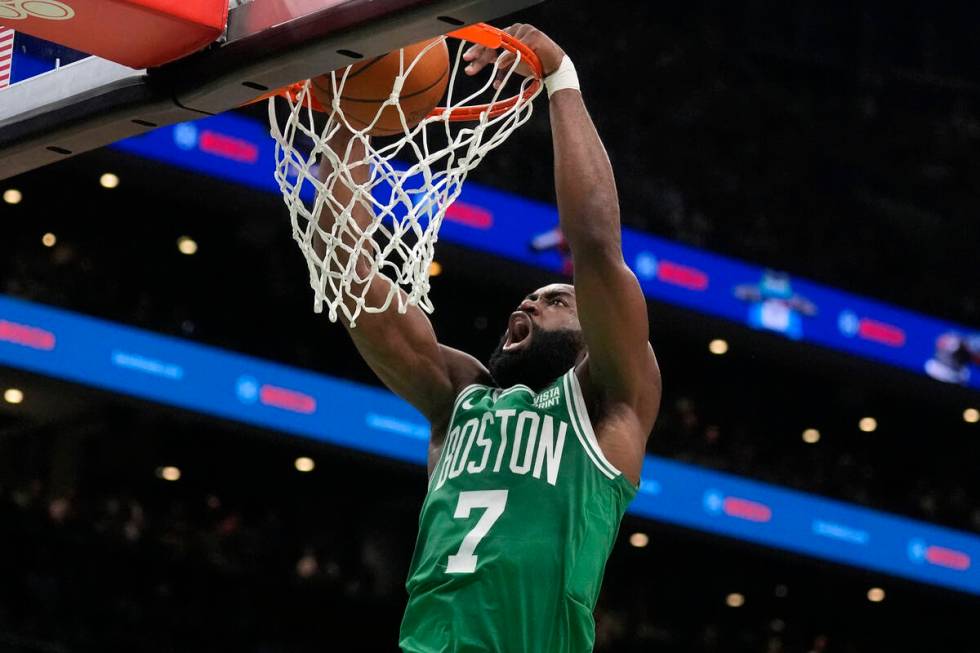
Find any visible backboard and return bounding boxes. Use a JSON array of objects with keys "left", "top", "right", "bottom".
[{"left": 0, "top": 0, "right": 542, "bottom": 180}]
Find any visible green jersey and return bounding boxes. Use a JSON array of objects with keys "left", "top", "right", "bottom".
[{"left": 399, "top": 368, "right": 637, "bottom": 653}]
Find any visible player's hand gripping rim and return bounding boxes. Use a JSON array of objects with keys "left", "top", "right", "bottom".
[{"left": 463, "top": 23, "right": 565, "bottom": 89}]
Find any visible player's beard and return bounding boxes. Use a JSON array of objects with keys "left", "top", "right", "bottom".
[{"left": 487, "top": 324, "right": 585, "bottom": 392}]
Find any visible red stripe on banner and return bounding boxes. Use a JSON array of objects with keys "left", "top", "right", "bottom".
[
  {"left": 0, "top": 320, "right": 57, "bottom": 351},
  {"left": 259, "top": 384, "right": 317, "bottom": 414},
  {"left": 657, "top": 261, "right": 710, "bottom": 291},
  {"left": 445, "top": 201, "right": 494, "bottom": 229},
  {"left": 722, "top": 496, "right": 773, "bottom": 522},
  {"left": 858, "top": 318, "right": 906, "bottom": 347},
  {"left": 199, "top": 130, "right": 259, "bottom": 164},
  {"left": 925, "top": 545, "right": 971, "bottom": 571}
]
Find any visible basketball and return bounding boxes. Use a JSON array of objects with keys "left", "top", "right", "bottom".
[{"left": 311, "top": 38, "right": 450, "bottom": 137}]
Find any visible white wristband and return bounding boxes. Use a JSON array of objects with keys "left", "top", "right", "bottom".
[{"left": 544, "top": 55, "right": 580, "bottom": 98}]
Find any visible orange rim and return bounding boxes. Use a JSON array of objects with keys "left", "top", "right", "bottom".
[
  {"left": 253, "top": 23, "right": 543, "bottom": 122},
  {"left": 434, "top": 23, "right": 543, "bottom": 122}
]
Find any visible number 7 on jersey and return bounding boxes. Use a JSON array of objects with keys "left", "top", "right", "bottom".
[{"left": 446, "top": 490, "right": 509, "bottom": 574}]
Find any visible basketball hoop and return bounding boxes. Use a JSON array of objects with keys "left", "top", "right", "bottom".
[{"left": 266, "top": 23, "right": 543, "bottom": 325}]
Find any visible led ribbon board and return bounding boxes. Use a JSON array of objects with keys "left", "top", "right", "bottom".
[
  {"left": 108, "top": 112, "right": 980, "bottom": 392},
  {"left": 0, "top": 295, "right": 977, "bottom": 595}
]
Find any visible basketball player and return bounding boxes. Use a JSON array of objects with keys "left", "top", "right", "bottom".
[{"left": 319, "top": 24, "right": 661, "bottom": 652}]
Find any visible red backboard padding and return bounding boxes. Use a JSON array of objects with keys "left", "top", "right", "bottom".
[{"left": 1, "top": 0, "right": 228, "bottom": 68}]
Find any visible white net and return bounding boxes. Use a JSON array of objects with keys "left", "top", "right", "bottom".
[{"left": 267, "top": 33, "right": 541, "bottom": 326}]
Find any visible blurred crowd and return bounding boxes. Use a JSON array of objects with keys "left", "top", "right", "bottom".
[
  {"left": 2, "top": 456, "right": 965, "bottom": 653},
  {"left": 1, "top": 477, "right": 400, "bottom": 653}
]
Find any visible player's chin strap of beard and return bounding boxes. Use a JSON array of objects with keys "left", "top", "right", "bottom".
[{"left": 545, "top": 55, "right": 580, "bottom": 98}]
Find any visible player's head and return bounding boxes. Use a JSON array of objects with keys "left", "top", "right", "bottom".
[{"left": 488, "top": 283, "right": 585, "bottom": 391}]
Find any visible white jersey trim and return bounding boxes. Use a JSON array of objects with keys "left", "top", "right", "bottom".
[
  {"left": 497, "top": 384, "right": 534, "bottom": 400},
  {"left": 562, "top": 371, "right": 618, "bottom": 479},
  {"left": 452, "top": 384, "right": 486, "bottom": 412},
  {"left": 566, "top": 368, "right": 622, "bottom": 478}
]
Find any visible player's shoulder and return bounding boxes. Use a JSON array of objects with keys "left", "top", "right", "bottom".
[{"left": 425, "top": 346, "right": 492, "bottom": 451}]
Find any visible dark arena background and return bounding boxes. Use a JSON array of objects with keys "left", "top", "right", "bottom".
[{"left": 1, "top": 1, "right": 979, "bottom": 652}]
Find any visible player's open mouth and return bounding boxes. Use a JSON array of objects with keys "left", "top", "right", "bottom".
[{"left": 504, "top": 312, "right": 532, "bottom": 351}]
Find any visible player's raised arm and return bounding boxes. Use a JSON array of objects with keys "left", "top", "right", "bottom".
[
  {"left": 316, "top": 129, "right": 490, "bottom": 457},
  {"left": 466, "top": 25, "right": 661, "bottom": 474},
  {"left": 544, "top": 47, "right": 660, "bottom": 414},
  {"left": 464, "top": 26, "right": 661, "bottom": 478}
]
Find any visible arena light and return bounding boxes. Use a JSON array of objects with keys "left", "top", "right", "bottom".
[
  {"left": 294, "top": 456, "right": 315, "bottom": 472},
  {"left": 99, "top": 172, "right": 120, "bottom": 189},
  {"left": 157, "top": 465, "right": 181, "bottom": 481},
  {"left": 41, "top": 233, "right": 57, "bottom": 248},
  {"left": 867, "top": 587, "right": 885, "bottom": 602},
  {"left": 859, "top": 417, "right": 878, "bottom": 433},
  {"left": 802, "top": 428, "right": 821, "bottom": 444},
  {"left": 725, "top": 593, "right": 745, "bottom": 608},
  {"left": 708, "top": 339, "right": 729, "bottom": 355},
  {"left": 629, "top": 532, "right": 649, "bottom": 548},
  {"left": 3, "top": 388, "right": 24, "bottom": 404},
  {"left": 3, "top": 189, "right": 22, "bottom": 204},
  {"left": 964, "top": 408, "right": 979, "bottom": 424},
  {"left": 177, "top": 236, "right": 198, "bottom": 256},
  {"left": 428, "top": 261, "right": 443, "bottom": 277}
]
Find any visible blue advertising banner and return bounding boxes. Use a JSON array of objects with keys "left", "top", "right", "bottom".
[
  {"left": 109, "top": 113, "right": 980, "bottom": 392},
  {"left": 1, "top": 295, "right": 977, "bottom": 595}
]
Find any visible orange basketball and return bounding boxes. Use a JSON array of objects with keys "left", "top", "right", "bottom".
[{"left": 311, "top": 38, "right": 450, "bottom": 137}]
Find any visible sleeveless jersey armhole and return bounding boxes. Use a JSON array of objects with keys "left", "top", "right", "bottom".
[
  {"left": 452, "top": 383, "right": 486, "bottom": 413},
  {"left": 563, "top": 370, "right": 639, "bottom": 495}
]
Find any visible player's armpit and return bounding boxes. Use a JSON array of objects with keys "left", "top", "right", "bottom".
[{"left": 347, "top": 295, "right": 490, "bottom": 440}]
